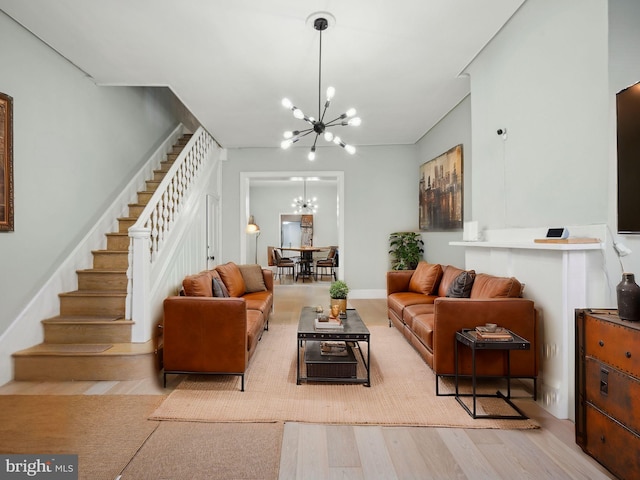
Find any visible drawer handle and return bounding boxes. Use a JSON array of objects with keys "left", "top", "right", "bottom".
[
  {"left": 626, "top": 351, "right": 632, "bottom": 358},
  {"left": 598, "top": 340, "right": 604, "bottom": 347}
]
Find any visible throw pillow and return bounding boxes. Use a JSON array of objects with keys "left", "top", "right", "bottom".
[
  {"left": 470, "top": 274, "right": 523, "bottom": 298},
  {"left": 238, "top": 264, "right": 267, "bottom": 293},
  {"left": 408, "top": 262, "right": 443, "bottom": 295},
  {"left": 446, "top": 270, "right": 476, "bottom": 298},
  {"left": 212, "top": 278, "right": 230, "bottom": 297},
  {"left": 215, "top": 262, "right": 246, "bottom": 297},
  {"left": 182, "top": 272, "right": 213, "bottom": 297}
]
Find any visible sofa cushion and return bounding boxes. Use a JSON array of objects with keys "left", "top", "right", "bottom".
[
  {"left": 216, "top": 262, "right": 246, "bottom": 297},
  {"left": 388, "top": 292, "right": 437, "bottom": 322},
  {"left": 212, "top": 278, "right": 230, "bottom": 297},
  {"left": 238, "top": 264, "right": 267, "bottom": 293},
  {"left": 412, "top": 313, "right": 435, "bottom": 350},
  {"left": 182, "top": 272, "right": 213, "bottom": 297},
  {"left": 246, "top": 309, "right": 265, "bottom": 354},
  {"left": 446, "top": 270, "right": 476, "bottom": 298},
  {"left": 403, "top": 304, "right": 434, "bottom": 328},
  {"left": 243, "top": 291, "right": 272, "bottom": 315},
  {"left": 470, "top": 274, "right": 522, "bottom": 298},
  {"left": 408, "top": 262, "right": 443, "bottom": 295}
]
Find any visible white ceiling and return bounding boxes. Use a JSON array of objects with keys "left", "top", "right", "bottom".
[{"left": 0, "top": 0, "right": 525, "bottom": 149}]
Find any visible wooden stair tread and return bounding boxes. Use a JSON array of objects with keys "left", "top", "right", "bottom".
[
  {"left": 42, "top": 315, "right": 130, "bottom": 324},
  {"left": 76, "top": 268, "right": 126, "bottom": 274},
  {"left": 13, "top": 341, "right": 154, "bottom": 357},
  {"left": 59, "top": 290, "right": 127, "bottom": 298}
]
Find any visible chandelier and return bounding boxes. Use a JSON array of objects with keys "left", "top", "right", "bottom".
[
  {"left": 280, "top": 14, "right": 361, "bottom": 161},
  {"left": 292, "top": 179, "right": 318, "bottom": 214}
]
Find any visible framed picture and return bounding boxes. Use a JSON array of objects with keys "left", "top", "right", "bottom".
[
  {"left": 419, "top": 144, "right": 463, "bottom": 231},
  {"left": 0, "top": 92, "right": 13, "bottom": 232}
]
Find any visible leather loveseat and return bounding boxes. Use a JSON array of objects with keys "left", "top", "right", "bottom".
[
  {"left": 162, "top": 262, "right": 273, "bottom": 390},
  {"left": 387, "top": 262, "right": 538, "bottom": 395}
]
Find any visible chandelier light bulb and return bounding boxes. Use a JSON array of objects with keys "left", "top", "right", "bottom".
[
  {"left": 281, "top": 139, "right": 293, "bottom": 149},
  {"left": 308, "top": 149, "right": 316, "bottom": 161},
  {"left": 293, "top": 108, "right": 304, "bottom": 119},
  {"left": 324, "top": 132, "right": 334, "bottom": 142},
  {"left": 326, "top": 86, "right": 335, "bottom": 100},
  {"left": 345, "top": 144, "right": 356, "bottom": 155},
  {"left": 282, "top": 98, "right": 293, "bottom": 109},
  {"left": 346, "top": 108, "right": 356, "bottom": 117},
  {"left": 348, "top": 117, "right": 362, "bottom": 126},
  {"left": 283, "top": 131, "right": 293, "bottom": 139},
  {"left": 333, "top": 136, "right": 342, "bottom": 145}
]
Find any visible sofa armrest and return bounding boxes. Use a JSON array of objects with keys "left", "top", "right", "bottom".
[
  {"left": 163, "top": 296, "right": 248, "bottom": 374},
  {"left": 432, "top": 297, "right": 538, "bottom": 377},
  {"left": 386, "top": 270, "right": 415, "bottom": 295},
  {"left": 262, "top": 268, "right": 274, "bottom": 292}
]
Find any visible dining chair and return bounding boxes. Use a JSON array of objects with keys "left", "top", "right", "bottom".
[
  {"left": 273, "top": 248, "right": 296, "bottom": 280},
  {"left": 315, "top": 246, "right": 337, "bottom": 280}
]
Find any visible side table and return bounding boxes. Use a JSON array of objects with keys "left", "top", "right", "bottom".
[{"left": 455, "top": 328, "right": 530, "bottom": 419}]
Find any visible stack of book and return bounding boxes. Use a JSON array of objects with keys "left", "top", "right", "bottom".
[
  {"left": 474, "top": 326, "right": 513, "bottom": 341},
  {"left": 314, "top": 317, "right": 344, "bottom": 330},
  {"left": 320, "top": 341, "right": 348, "bottom": 356}
]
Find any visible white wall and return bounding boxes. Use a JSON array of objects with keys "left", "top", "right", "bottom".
[
  {"left": 0, "top": 12, "right": 188, "bottom": 336},
  {"left": 465, "top": 0, "right": 609, "bottom": 232},
  {"left": 416, "top": 96, "right": 471, "bottom": 267},
  {"left": 222, "top": 145, "right": 417, "bottom": 294}
]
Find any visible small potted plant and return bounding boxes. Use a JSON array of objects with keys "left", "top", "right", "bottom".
[{"left": 329, "top": 280, "right": 349, "bottom": 315}]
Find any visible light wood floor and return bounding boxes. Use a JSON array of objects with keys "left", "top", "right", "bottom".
[{"left": 0, "top": 281, "right": 616, "bottom": 479}]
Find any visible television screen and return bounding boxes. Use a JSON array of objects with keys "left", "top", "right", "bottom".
[{"left": 617, "top": 82, "right": 640, "bottom": 234}]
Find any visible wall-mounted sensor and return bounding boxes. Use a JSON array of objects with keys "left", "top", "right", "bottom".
[{"left": 497, "top": 128, "right": 508, "bottom": 139}]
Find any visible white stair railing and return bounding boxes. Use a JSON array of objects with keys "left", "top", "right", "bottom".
[{"left": 127, "top": 127, "right": 216, "bottom": 342}]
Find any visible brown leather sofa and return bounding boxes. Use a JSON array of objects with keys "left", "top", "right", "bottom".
[
  {"left": 162, "top": 262, "right": 274, "bottom": 390},
  {"left": 387, "top": 262, "right": 538, "bottom": 395}
]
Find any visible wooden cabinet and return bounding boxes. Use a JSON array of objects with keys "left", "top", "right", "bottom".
[{"left": 575, "top": 309, "right": 640, "bottom": 480}]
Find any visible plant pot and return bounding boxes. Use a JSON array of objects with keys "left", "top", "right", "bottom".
[{"left": 330, "top": 298, "right": 347, "bottom": 315}]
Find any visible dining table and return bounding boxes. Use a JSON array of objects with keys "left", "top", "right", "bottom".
[{"left": 278, "top": 246, "right": 329, "bottom": 281}]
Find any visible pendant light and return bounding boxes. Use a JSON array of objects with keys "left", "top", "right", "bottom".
[{"left": 280, "top": 13, "right": 361, "bottom": 161}]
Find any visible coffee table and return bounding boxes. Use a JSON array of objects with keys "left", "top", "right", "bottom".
[{"left": 296, "top": 306, "right": 371, "bottom": 386}]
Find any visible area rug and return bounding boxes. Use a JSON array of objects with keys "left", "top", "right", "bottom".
[
  {"left": 151, "top": 324, "right": 539, "bottom": 429},
  {"left": 119, "top": 421, "right": 283, "bottom": 480},
  {"left": 0, "top": 395, "right": 164, "bottom": 480}
]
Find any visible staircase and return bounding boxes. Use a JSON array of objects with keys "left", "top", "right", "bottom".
[{"left": 12, "top": 134, "right": 193, "bottom": 382}]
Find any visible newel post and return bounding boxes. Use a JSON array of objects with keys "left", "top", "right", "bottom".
[{"left": 129, "top": 226, "right": 152, "bottom": 343}]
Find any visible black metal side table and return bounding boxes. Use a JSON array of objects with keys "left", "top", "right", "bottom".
[{"left": 455, "top": 328, "right": 530, "bottom": 419}]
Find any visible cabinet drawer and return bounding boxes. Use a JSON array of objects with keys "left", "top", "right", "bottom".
[
  {"left": 585, "top": 316, "right": 640, "bottom": 375},
  {"left": 585, "top": 356, "right": 640, "bottom": 433},
  {"left": 585, "top": 404, "right": 640, "bottom": 480}
]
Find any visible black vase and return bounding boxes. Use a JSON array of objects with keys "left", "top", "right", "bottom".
[{"left": 617, "top": 273, "right": 640, "bottom": 321}]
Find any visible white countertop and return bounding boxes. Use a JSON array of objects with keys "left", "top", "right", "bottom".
[{"left": 449, "top": 240, "right": 603, "bottom": 251}]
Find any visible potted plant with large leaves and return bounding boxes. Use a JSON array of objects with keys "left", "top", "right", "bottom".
[
  {"left": 389, "top": 232, "right": 424, "bottom": 270},
  {"left": 329, "top": 280, "right": 349, "bottom": 315}
]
